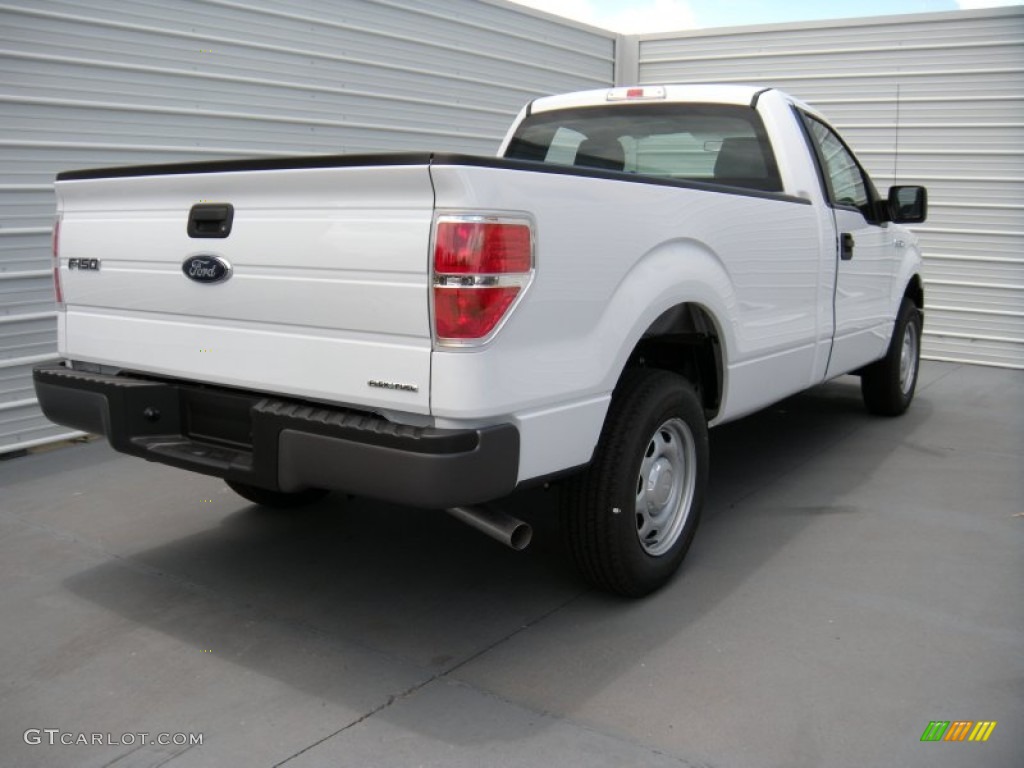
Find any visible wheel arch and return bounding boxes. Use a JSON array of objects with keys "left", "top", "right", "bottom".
[
  {"left": 892, "top": 232, "right": 925, "bottom": 320},
  {"left": 621, "top": 303, "right": 726, "bottom": 420},
  {"left": 597, "top": 240, "right": 734, "bottom": 422},
  {"left": 904, "top": 273, "right": 924, "bottom": 313}
]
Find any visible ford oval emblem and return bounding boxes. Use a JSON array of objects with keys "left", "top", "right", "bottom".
[{"left": 182, "top": 254, "right": 232, "bottom": 284}]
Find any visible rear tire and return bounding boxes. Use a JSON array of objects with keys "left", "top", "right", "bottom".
[
  {"left": 861, "top": 297, "right": 922, "bottom": 416},
  {"left": 226, "top": 480, "right": 328, "bottom": 509},
  {"left": 562, "top": 369, "right": 708, "bottom": 597}
]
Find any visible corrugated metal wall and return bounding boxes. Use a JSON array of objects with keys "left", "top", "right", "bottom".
[
  {"left": 4, "top": 4, "right": 1019, "bottom": 454},
  {"left": 0, "top": 0, "right": 615, "bottom": 454},
  {"left": 628, "top": 7, "right": 1024, "bottom": 369}
]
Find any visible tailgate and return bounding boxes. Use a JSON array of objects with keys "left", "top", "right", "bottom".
[{"left": 55, "top": 157, "right": 435, "bottom": 414}]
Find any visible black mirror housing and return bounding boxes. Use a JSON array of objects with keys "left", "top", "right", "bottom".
[{"left": 888, "top": 185, "right": 927, "bottom": 224}]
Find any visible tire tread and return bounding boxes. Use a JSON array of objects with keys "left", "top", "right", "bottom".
[
  {"left": 563, "top": 368, "right": 707, "bottom": 597},
  {"left": 861, "top": 298, "right": 922, "bottom": 417}
]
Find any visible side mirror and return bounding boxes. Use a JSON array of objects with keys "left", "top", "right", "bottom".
[{"left": 888, "top": 185, "right": 927, "bottom": 224}]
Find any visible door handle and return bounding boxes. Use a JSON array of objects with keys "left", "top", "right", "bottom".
[{"left": 840, "top": 232, "right": 855, "bottom": 261}]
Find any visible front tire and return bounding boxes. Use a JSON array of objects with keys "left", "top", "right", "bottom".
[
  {"left": 562, "top": 369, "right": 709, "bottom": 597},
  {"left": 861, "top": 297, "right": 922, "bottom": 416},
  {"left": 226, "top": 480, "right": 329, "bottom": 509}
]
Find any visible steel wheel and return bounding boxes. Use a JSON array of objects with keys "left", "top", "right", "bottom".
[
  {"left": 635, "top": 417, "right": 697, "bottom": 556},
  {"left": 562, "top": 369, "right": 708, "bottom": 597},
  {"left": 861, "top": 296, "right": 922, "bottom": 417},
  {"left": 898, "top": 320, "right": 919, "bottom": 395}
]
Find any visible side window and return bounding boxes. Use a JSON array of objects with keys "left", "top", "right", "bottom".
[{"left": 802, "top": 115, "right": 873, "bottom": 218}]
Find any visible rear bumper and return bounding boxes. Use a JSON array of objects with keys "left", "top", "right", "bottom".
[{"left": 33, "top": 364, "right": 519, "bottom": 508}]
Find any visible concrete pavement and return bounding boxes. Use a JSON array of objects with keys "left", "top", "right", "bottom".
[{"left": 1, "top": 361, "right": 1021, "bottom": 767}]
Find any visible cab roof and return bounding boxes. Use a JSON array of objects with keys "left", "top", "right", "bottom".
[{"left": 529, "top": 84, "right": 778, "bottom": 113}]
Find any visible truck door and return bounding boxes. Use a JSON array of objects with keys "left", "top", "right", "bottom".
[{"left": 799, "top": 113, "right": 897, "bottom": 377}]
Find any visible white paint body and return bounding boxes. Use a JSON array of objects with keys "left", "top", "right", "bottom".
[{"left": 54, "top": 85, "right": 922, "bottom": 486}]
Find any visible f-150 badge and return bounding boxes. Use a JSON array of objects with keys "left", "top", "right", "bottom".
[
  {"left": 368, "top": 379, "right": 419, "bottom": 393},
  {"left": 182, "top": 254, "right": 232, "bottom": 284}
]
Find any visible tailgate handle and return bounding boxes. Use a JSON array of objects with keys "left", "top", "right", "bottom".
[{"left": 188, "top": 204, "right": 234, "bottom": 238}]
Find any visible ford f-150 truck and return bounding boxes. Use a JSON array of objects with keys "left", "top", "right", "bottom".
[{"left": 35, "top": 84, "right": 927, "bottom": 596}]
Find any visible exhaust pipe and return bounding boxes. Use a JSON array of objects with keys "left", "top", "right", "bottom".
[{"left": 446, "top": 505, "right": 532, "bottom": 551}]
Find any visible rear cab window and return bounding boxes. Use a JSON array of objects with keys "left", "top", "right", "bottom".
[{"left": 504, "top": 103, "right": 783, "bottom": 193}]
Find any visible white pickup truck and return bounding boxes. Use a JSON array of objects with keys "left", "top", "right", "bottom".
[{"left": 35, "top": 85, "right": 927, "bottom": 596}]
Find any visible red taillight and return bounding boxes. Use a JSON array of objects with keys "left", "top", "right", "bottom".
[
  {"left": 434, "top": 221, "right": 532, "bottom": 274},
  {"left": 433, "top": 287, "right": 520, "bottom": 339},
  {"left": 432, "top": 217, "right": 533, "bottom": 343},
  {"left": 52, "top": 215, "right": 64, "bottom": 309}
]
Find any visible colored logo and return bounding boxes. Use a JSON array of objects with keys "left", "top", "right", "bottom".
[{"left": 921, "top": 721, "right": 997, "bottom": 742}]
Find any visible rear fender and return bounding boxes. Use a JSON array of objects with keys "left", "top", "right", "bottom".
[{"left": 598, "top": 238, "right": 734, "bottom": 398}]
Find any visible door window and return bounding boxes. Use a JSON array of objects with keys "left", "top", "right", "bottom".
[{"left": 801, "top": 115, "right": 875, "bottom": 219}]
